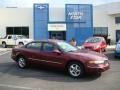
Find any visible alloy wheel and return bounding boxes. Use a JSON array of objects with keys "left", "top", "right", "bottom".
[{"left": 18, "top": 57, "right": 26, "bottom": 68}]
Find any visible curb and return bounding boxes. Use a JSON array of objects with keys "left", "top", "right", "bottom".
[
  {"left": 0, "top": 48, "right": 12, "bottom": 51},
  {"left": 106, "top": 45, "right": 115, "bottom": 51}
]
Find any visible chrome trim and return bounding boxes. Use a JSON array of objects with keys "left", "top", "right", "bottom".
[
  {"left": 87, "top": 64, "right": 109, "bottom": 68},
  {"left": 28, "top": 58, "right": 62, "bottom": 64}
]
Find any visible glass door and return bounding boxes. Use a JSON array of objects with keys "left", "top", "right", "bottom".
[
  {"left": 116, "top": 30, "right": 120, "bottom": 42},
  {"left": 49, "top": 31, "right": 66, "bottom": 40}
]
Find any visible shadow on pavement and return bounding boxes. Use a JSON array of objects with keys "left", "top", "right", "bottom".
[
  {"left": 0, "top": 62, "right": 101, "bottom": 83},
  {"left": 105, "top": 50, "right": 120, "bottom": 61}
]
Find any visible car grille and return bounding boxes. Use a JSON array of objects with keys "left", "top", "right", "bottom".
[{"left": 85, "top": 47, "right": 93, "bottom": 50}]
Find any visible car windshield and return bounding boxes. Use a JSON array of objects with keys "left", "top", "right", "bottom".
[
  {"left": 85, "top": 37, "right": 101, "bottom": 43},
  {"left": 57, "top": 41, "right": 78, "bottom": 52}
]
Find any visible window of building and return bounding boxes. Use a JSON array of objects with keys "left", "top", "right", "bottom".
[
  {"left": 6, "top": 27, "right": 29, "bottom": 38},
  {"left": 94, "top": 27, "right": 108, "bottom": 36},
  {"left": 115, "top": 17, "right": 120, "bottom": 24},
  {"left": 93, "top": 27, "right": 108, "bottom": 41}
]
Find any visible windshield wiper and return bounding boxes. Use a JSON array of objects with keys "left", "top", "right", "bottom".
[{"left": 68, "top": 50, "right": 77, "bottom": 52}]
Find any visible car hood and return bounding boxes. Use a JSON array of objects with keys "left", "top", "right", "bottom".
[
  {"left": 68, "top": 49, "right": 108, "bottom": 61},
  {"left": 83, "top": 42, "right": 100, "bottom": 47}
]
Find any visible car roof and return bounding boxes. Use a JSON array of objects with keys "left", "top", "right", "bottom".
[
  {"left": 31, "top": 39, "right": 64, "bottom": 44},
  {"left": 91, "top": 36, "right": 104, "bottom": 38},
  {"left": 87, "top": 36, "right": 104, "bottom": 40}
]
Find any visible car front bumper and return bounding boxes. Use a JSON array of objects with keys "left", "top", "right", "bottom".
[{"left": 85, "top": 61, "right": 110, "bottom": 74}]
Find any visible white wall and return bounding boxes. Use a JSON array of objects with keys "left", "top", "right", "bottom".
[
  {"left": 93, "top": 2, "right": 120, "bottom": 43},
  {"left": 0, "top": 8, "right": 33, "bottom": 38}
]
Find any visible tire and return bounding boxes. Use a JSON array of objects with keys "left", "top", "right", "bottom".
[
  {"left": 115, "top": 55, "right": 119, "bottom": 58},
  {"left": 67, "top": 62, "right": 84, "bottom": 78},
  {"left": 17, "top": 56, "right": 27, "bottom": 69},
  {"left": 19, "top": 42, "right": 24, "bottom": 46},
  {"left": 2, "top": 42, "right": 7, "bottom": 48}
]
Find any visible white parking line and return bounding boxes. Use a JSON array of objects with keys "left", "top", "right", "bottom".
[
  {"left": 0, "top": 51, "right": 11, "bottom": 56},
  {"left": 0, "top": 84, "right": 39, "bottom": 90}
]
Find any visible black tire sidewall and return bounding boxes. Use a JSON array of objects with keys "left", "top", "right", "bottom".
[
  {"left": 2, "top": 42, "right": 6, "bottom": 48},
  {"left": 19, "top": 42, "right": 24, "bottom": 45}
]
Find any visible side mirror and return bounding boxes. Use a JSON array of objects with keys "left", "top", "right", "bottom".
[{"left": 53, "top": 49, "right": 62, "bottom": 55}]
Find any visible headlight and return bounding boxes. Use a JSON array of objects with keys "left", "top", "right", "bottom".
[
  {"left": 93, "top": 45, "right": 100, "bottom": 49},
  {"left": 89, "top": 60, "right": 104, "bottom": 64}
]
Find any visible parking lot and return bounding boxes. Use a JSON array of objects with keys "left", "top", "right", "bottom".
[{"left": 0, "top": 46, "right": 120, "bottom": 90}]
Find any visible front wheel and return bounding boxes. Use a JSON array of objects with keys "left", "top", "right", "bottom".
[
  {"left": 17, "top": 56, "right": 27, "bottom": 69},
  {"left": 67, "top": 62, "right": 84, "bottom": 78},
  {"left": 2, "top": 42, "right": 7, "bottom": 48}
]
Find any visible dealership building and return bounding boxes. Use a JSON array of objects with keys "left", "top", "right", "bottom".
[{"left": 0, "top": 2, "right": 120, "bottom": 44}]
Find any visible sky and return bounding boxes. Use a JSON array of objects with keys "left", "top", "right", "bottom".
[{"left": 0, "top": 0, "right": 120, "bottom": 7}]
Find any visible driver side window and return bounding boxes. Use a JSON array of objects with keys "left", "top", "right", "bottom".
[{"left": 43, "top": 43, "right": 55, "bottom": 52}]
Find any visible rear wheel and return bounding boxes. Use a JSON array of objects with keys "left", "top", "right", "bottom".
[
  {"left": 67, "top": 62, "right": 84, "bottom": 78},
  {"left": 2, "top": 42, "right": 7, "bottom": 48},
  {"left": 103, "top": 49, "right": 106, "bottom": 52},
  {"left": 115, "top": 55, "right": 119, "bottom": 58},
  {"left": 17, "top": 56, "right": 27, "bottom": 69},
  {"left": 19, "top": 42, "right": 24, "bottom": 46}
]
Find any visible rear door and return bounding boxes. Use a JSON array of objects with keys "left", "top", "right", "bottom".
[
  {"left": 22, "top": 42, "right": 42, "bottom": 64},
  {"left": 7, "top": 35, "right": 15, "bottom": 45}
]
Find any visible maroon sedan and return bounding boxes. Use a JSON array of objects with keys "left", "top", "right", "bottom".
[{"left": 11, "top": 40, "right": 110, "bottom": 78}]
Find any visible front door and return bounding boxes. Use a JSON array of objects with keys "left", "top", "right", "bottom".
[
  {"left": 39, "top": 42, "right": 65, "bottom": 68},
  {"left": 7, "top": 35, "right": 15, "bottom": 45},
  {"left": 116, "top": 30, "right": 120, "bottom": 42},
  {"left": 49, "top": 31, "right": 66, "bottom": 40}
]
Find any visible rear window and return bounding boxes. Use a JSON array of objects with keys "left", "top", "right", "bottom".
[{"left": 26, "top": 42, "right": 42, "bottom": 50}]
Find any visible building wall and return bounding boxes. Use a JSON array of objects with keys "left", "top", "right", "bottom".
[
  {"left": 34, "top": 4, "right": 93, "bottom": 45},
  {"left": 0, "top": 2, "right": 119, "bottom": 44},
  {"left": 0, "top": 8, "right": 33, "bottom": 38},
  {"left": 65, "top": 4, "right": 93, "bottom": 44},
  {"left": 93, "top": 2, "right": 120, "bottom": 43},
  {"left": 49, "top": 7, "right": 65, "bottom": 21}
]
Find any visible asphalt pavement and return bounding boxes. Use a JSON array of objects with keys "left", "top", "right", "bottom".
[{"left": 0, "top": 48, "right": 120, "bottom": 90}]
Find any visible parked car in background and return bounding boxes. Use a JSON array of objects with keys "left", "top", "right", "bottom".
[
  {"left": 115, "top": 40, "right": 120, "bottom": 58},
  {"left": 83, "top": 37, "right": 107, "bottom": 53},
  {"left": 11, "top": 40, "right": 110, "bottom": 78},
  {"left": 0, "top": 35, "right": 33, "bottom": 48}
]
